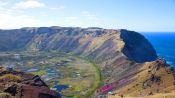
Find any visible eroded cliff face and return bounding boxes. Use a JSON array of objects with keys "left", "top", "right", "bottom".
[
  {"left": 0, "top": 27, "right": 173, "bottom": 98},
  {"left": 0, "top": 27, "right": 158, "bottom": 82},
  {"left": 0, "top": 27, "right": 157, "bottom": 62}
]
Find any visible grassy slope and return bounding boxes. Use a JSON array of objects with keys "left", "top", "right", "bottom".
[
  {"left": 109, "top": 93, "right": 175, "bottom": 98},
  {"left": 108, "top": 60, "right": 175, "bottom": 98}
]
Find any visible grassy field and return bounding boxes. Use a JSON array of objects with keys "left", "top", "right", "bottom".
[
  {"left": 80, "top": 56, "right": 103, "bottom": 98},
  {"left": 0, "top": 51, "right": 102, "bottom": 98}
]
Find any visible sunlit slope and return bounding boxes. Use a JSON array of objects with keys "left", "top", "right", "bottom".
[
  {"left": 108, "top": 59, "right": 175, "bottom": 98},
  {"left": 1, "top": 27, "right": 174, "bottom": 98}
]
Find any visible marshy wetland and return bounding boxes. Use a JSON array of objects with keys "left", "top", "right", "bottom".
[{"left": 0, "top": 51, "right": 101, "bottom": 98}]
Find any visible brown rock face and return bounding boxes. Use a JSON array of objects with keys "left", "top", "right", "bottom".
[{"left": 0, "top": 67, "right": 61, "bottom": 98}]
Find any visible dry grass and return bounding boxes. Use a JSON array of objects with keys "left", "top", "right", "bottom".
[
  {"left": 0, "top": 74, "right": 21, "bottom": 82},
  {"left": 0, "top": 93, "right": 14, "bottom": 98},
  {"left": 108, "top": 60, "right": 175, "bottom": 98},
  {"left": 109, "top": 93, "right": 175, "bottom": 98}
]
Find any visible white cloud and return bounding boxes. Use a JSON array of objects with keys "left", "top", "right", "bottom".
[
  {"left": 0, "top": 1, "right": 8, "bottom": 6},
  {"left": 0, "top": 1, "right": 8, "bottom": 10},
  {"left": 0, "top": 13, "right": 41, "bottom": 29},
  {"left": 0, "top": 6, "right": 3, "bottom": 10},
  {"left": 13, "top": 0, "right": 46, "bottom": 9}
]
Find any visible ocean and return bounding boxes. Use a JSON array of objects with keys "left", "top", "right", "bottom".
[{"left": 142, "top": 32, "right": 175, "bottom": 67}]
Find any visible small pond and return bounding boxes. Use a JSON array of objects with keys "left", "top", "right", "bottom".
[{"left": 54, "top": 85, "right": 69, "bottom": 91}]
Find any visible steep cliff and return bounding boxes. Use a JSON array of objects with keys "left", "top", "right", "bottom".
[
  {"left": 120, "top": 29, "right": 157, "bottom": 63},
  {"left": 0, "top": 27, "right": 174, "bottom": 98},
  {"left": 0, "top": 27, "right": 158, "bottom": 82},
  {"left": 0, "top": 27, "right": 157, "bottom": 62}
]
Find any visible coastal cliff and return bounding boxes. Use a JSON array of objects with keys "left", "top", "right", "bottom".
[
  {"left": 120, "top": 29, "right": 157, "bottom": 63},
  {"left": 0, "top": 27, "right": 174, "bottom": 98}
]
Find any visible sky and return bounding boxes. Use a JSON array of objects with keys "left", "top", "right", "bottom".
[{"left": 0, "top": 0, "right": 175, "bottom": 32}]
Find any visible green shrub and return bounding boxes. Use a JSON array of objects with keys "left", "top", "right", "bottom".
[{"left": 129, "top": 61, "right": 136, "bottom": 66}]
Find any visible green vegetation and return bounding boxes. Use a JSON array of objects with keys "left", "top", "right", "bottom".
[
  {"left": 128, "top": 60, "right": 136, "bottom": 66},
  {"left": 31, "top": 70, "right": 47, "bottom": 76},
  {"left": 0, "top": 51, "right": 102, "bottom": 98},
  {"left": 79, "top": 56, "right": 103, "bottom": 98}
]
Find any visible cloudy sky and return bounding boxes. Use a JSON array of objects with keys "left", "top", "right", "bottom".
[{"left": 0, "top": 0, "right": 175, "bottom": 31}]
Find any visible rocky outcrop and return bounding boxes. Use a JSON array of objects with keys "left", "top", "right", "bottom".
[{"left": 0, "top": 67, "right": 61, "bottom": 98}]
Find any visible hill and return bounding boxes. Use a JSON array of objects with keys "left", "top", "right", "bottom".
[{"left": 0, "top": 26, "right": 174, "bottom": 98}]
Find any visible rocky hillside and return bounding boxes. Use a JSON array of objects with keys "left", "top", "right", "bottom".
[
  {"left": 0, "top": 26, "right": 174, "bottom": 98},
  {"left": 0, "top": 67, "right": 61, "bottom": 98},
  {"left": 0, "top": 27, "right": 157, "bottom": 78},
  {"left": 0, "top": 27, "right": 157, "bottom": 63},
  {"left": 108, "top": 59, "right": 175, "bottom": 98}
]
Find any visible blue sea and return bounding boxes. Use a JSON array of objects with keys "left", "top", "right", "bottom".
[{"left": 142, "top": 32, "right": 175, "bottom": 67}]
